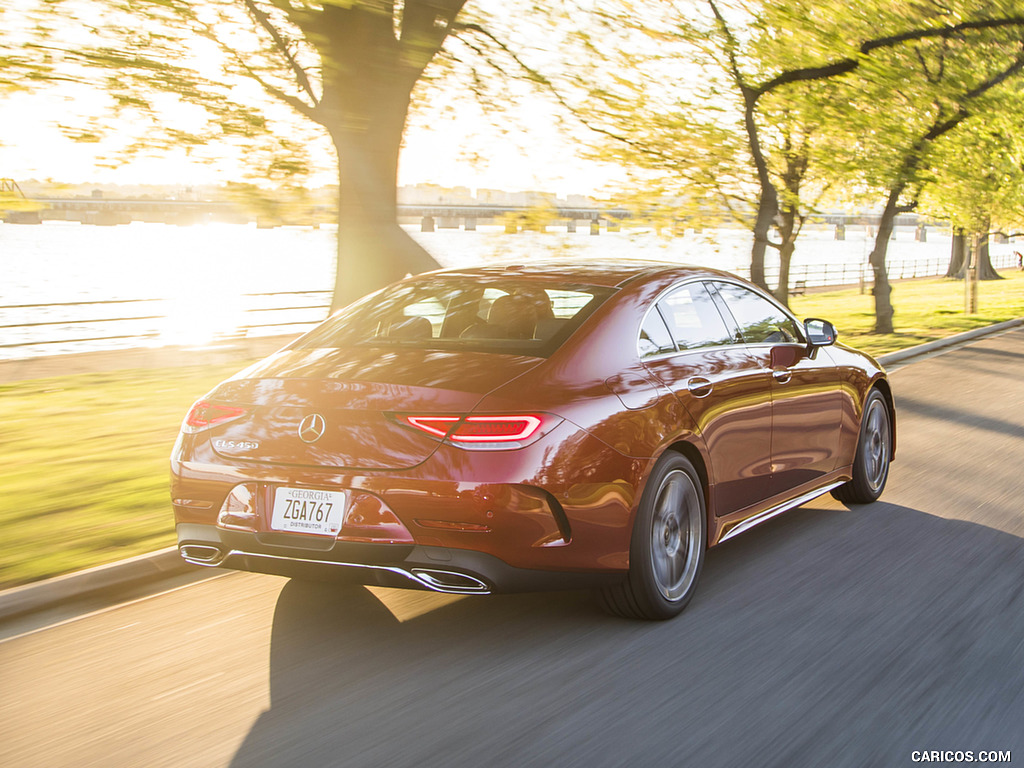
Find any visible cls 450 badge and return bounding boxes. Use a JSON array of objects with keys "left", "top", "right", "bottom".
[{"left": 213, "top": 439, "right": 260, "bottom": 452}]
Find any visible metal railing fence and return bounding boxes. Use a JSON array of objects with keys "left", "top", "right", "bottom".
[
  {"left": 1, "top": 252, "right": 1018, "bottom": 356},
  {"left": 733, "top": 252, "right": 1017, "bottom": 289},
  {"left": 0, "top": 290, "right": 331, "bottom": 353}
]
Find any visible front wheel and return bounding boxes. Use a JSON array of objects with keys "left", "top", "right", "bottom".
[
  {"left": 832, "top": 389, "right": 892, "bottom": 504},
  {"left": 600, "top": 453, "right": 706, "bottom": 620}
]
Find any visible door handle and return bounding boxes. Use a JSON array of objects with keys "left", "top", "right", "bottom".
[
  {"left": 686, "top": 377, "right": 713, "bottom": 398},
  {"left": 772, "top": 369, "right": 792, "bottom": 384}
]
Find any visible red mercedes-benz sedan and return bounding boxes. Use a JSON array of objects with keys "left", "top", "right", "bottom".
[{"left": 172, "top": 260, "right": 894, "bottom": 620}]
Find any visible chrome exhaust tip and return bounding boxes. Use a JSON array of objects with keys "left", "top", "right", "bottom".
[
  {"left": 410, "top": 569, "right": 490, "bottom": 594},
  {"left": 180, "top": 544, "right": 224, "bottom": 565}
]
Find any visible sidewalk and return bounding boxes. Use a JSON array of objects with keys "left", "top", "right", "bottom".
[{"left": 1, "top": 317, "right": 1021, "bottom": 623}]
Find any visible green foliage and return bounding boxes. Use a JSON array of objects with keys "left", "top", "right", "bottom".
[
  {"left": 0, "top": 2, "right": 58, "bottom": 95},
  {"left": 0, "top": 361, "right": 255, "bottom": 588},
  {"left": 9, "top": 1, "right": 503, "bottom": 186},
  {"left": 546, "top": 0, "right": 1024, "bottom": 314},
  {"left": 830, "top": 10, "right": 1024, "bottom": 194},
  {"left": 920, "top": 106, "right": 1024, "bottom": 234},
  {"left": 223, "top": 180, "right": 333, "bottom": 225}
]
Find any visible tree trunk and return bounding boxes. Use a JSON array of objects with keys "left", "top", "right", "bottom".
[
  {"left": 946, "top": 228, "right": 966, "bottom": 277},
  {"left": 975, "top": 229, "right": 1004, "bottom": 280},
  {"left": 750, "top": 183, "right": 777, "bottom": 292},
  {"left": 329, "top": 123, "right": 441, "bottom": 310},
  {"left": 774, "top": 238, "right": 795, "bottom": 308},
  {"left": 948, "top": 225, "right": 1003, "bottom": 280},
  {"left": 772, "top": 206, "right": 798, "bottom": 307},
  {"left": 737, "top": 82, "right": 776, "bottom": 293},
  {"left": 869, "top": 189, "right": 901, "bottom": 334},
  {"left": 316, "top": 3, "right": 450, "bottom": 311}
]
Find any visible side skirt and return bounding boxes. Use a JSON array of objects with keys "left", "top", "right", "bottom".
[{"left": 709, "top": 469, "right": 852, "bottom": 547}]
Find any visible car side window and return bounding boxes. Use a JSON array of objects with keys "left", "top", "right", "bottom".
[
  {"left": 639, "top": 309, "right": 676, "bottom": 358},
  {"left": 711, "top": 281, "right": 802, "bottom": 345},
  {"left": 656, "top": 283, "right": 734, "bottom": 351}
]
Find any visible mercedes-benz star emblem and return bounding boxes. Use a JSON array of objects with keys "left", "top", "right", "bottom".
[{"left": 298, "top": 413, "right": 327, "bottom": 443}]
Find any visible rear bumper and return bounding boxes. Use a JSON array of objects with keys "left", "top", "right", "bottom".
[
  {"left": 177, "top": 523, "right": 623, "bottom": 595},
  {"left": 172, "top": 424, "right": 641, "bottom": 573}
]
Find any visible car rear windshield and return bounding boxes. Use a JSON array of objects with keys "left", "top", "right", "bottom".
[{"left": 295, "top": 278, "right": 616, "bottom": 357}]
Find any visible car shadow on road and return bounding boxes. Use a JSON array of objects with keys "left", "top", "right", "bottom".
[
  {"left": 896, "top": 396, "right": 1024, "bottom": 440},
  {"left": 954, "top": 344, "right": 1024, "bottom": 363},
  {"left": 230, "top": 502, "right": 1024, "bottom": 768}
]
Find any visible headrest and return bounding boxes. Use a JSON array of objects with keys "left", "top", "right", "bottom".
[
  {"left": 387, "top": 315, "right": 432, "bottom": 339},
  {"left": 487, "top": 294, "right": 538, "bottom": 339}
]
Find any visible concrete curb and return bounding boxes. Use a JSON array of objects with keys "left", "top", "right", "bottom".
[
  {"left": 2, "top": 317, "right": 1022, "bottom": 624},
  {"left": 876, "top": 317, "right": 1024, "bottom": 366},
  {"left": 0, "top": 547, "right": 196, "bottom": 623}
]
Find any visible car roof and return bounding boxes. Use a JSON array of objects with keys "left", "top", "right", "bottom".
[{"left": 425, "top": 259, "right": 738, "bottom": 288}]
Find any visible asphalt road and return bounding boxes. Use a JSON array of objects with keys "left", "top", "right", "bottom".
[{"left": 3, "top": 329, "right": 1023, "bottom": 768}]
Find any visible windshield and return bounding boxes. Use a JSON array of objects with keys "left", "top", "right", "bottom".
[{"left": 295, "top": 277, "right": 616, "bottom": 357}]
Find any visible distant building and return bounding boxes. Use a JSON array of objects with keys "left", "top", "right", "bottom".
[
  {"left": 398, "top": 183, "right": 475, "bottom": 205},
  {"left": 477, "top": 188, "right": 516, "bottom": 205},
  {"left": 522, "top": 191, "right": 560, "bottom": 207},
  {"left": 566, "top": 194, "right": 595, "bottom": 207}
]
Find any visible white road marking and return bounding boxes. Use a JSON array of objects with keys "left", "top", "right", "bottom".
[{"left": 0, "top": 572, "right": 232, "bottom": 645}]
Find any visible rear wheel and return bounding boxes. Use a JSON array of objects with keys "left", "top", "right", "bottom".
[
  {"left": 600, "top": 453, "right": 706, "bottom": 620},
  {"left": 832, "top": 389, "right": 891, "bottom": 504}
]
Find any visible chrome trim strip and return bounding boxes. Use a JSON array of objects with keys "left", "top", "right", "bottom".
[
  {"left": 640, "top": 341, "right": 749, "bottom": 363},
  {"left": 197, "top": 549, "right": 494, "bottom": 595},
  {"left": 717, "top": 480, "right": 845, "bottom": 544},
  {"left": 635, "top": 275, "right": 809, "bottom": 362}
]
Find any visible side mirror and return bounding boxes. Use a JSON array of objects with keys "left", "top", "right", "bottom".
[{"left": 804, "top": 318, "right": 837, "bottom": 347}]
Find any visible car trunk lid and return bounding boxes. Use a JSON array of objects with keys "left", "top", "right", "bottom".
[{"left": 201, "top": 347, "right": 542, "bottom": 470}]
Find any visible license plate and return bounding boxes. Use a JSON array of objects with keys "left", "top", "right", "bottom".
[{"left": 271, "top": 487, "right": 347, "bottom": 536}]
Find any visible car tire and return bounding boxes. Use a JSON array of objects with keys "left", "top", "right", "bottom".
[
  {"left": 831, "top": 389, "right": 892, "bottom": 505},
  {"left": 600, "top": 453, "right": 706, "bottom": 620}
]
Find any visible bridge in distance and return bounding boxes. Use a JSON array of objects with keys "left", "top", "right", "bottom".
[{"left": 4, "top": 195, "right": 931, "bottom": 235}]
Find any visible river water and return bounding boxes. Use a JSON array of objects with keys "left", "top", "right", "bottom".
[{"left": 0, "top": 219, "right": 996, "bottom": 359}]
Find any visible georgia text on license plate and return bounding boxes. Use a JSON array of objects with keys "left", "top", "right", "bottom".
[{"left": 271, "top": 487, "right": 347, "bottom": 536}]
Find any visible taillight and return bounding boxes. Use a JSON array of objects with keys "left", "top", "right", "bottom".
[
  {"left": 398, "top": 413, "right": 554, "bottom": 449},
  {"left": 183, "top": 400, "right": 248, "bottom": 433},
  {"left": 403, "top": 416, "right": 460, "bottom": 439},
  {"left": 450, "top": 416, "right": 543, "bottom": 443}
]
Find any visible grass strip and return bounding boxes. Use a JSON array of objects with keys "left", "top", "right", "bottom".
[
  {"left": 0, "top": 361, "right": 257, "bottom": 588},
  {"left": 789, "top": 271, "right": 1024, "bottom": 356},
  {"left": 1, "top": 271, "right": 1022, "bottom": 588}
]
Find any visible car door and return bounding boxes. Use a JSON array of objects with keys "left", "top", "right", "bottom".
[
  {"left": 708, "top": 280, "right": 843, "bottom": 496},
  {"left": 640, "top": 281, "right": 774, "bottom": 517}
]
